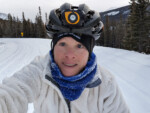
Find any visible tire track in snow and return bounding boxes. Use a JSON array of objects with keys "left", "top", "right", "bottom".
[
  {"left": 0, "top": 39, "right": 36, "bottom": 78},
  {"left": 0, "top": 40, "right": 26, "bottom": 77},
  {"left": 0, "top": 39, "right": 50, "bottom": 79}
]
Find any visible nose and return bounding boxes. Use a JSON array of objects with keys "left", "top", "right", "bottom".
[{"left": 65, "top": 48, "right": 76, "bottom": 60}]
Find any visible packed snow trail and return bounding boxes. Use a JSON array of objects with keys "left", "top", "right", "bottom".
[
  {"left": 0, "top": 38, "right": 150, "bottom": 113},
  {"left": 0, "top": 38, "right": 50, "bottom": 80},
  {"left": 94, "top": 47, "right": 150, "bottom": 113}
]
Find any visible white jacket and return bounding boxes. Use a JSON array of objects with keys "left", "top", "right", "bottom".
[{"left": 0, "top": 53, "right": 130, "bottom": 113}]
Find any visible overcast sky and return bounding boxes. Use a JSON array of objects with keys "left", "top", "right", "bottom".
[{"left": 0, "top": 0, "right": 130, "bottom": 22}]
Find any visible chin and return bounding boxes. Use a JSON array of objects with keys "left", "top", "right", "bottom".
[
  {"left": 63, "top": 73, "right": 76, "bottom": 77},
  {"left": 62, "top": 71, "right": 78, "bottom": 77}
]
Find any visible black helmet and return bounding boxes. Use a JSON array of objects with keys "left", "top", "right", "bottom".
[{"left": 46, "top": 3, "right": 104, "bottom": 40}]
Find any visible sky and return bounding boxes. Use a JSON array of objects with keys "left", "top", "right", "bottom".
[
  {"left": 0, "top": 38, "right": 150, "bottom": 113},
  {"left": 0, "top": 0, "right": 130, "bottom": 22}
]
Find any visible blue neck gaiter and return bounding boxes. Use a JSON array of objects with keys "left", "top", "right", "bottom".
[{"left": 49, "top": 50, "right": 97, "bottom": 101}]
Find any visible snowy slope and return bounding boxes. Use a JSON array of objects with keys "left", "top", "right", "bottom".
[
  {"left": 0, "top": 13, "right": 8, "bottom": 20},
  {"left": 0, "top": 38, "right": 150, "bottom": 113},
  {"left": 104, "top": 11, "right": 120, "bottom": 16}
]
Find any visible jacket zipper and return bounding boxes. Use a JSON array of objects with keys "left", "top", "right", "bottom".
[
  {"left": 65, "top": 99, "right": 71, "bottom": 113},
  {"left": 45, "top": 75, "right": 71, "bottom": 113}
]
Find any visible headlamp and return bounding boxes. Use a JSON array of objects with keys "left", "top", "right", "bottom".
[
  {"left": 65, "top": 11, "right": 80, "bottom": 24},
  {"left": 62, "top": 10, "right": 84, "bottom": 27},
  {"left": 69, "top": 13, "right": 77, "bottom": 23}
]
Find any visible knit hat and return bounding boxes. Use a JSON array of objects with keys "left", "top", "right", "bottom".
[{"left": 51, "top": 33, "right": 95, "bottom": 56}]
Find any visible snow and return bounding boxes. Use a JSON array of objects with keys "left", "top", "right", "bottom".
[
  {"left": 123, "top": 10, "right": 130, "bottom": 15},
  {"left": 105, "top": 11, "right": 120, "bottom": 16},
  {"left": 0, "top": 13, "right": 8, "bottom": 20},
  {"left": 0, "top": 38, "right": 150, "bottom": 113}
]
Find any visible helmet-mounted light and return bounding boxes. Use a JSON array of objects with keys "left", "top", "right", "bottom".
[
  {"left": 65, "top": 11, "right": 80, "bottom": 24},
  {"left": 62, "top": 10, "right": 84, "bottom": 27}
]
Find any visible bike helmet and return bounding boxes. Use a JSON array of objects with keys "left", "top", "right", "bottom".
[{"left": 46, "top": 3, "right": 104, "bottom": 40}]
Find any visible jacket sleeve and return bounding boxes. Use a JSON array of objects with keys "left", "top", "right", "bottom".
[
  {"left": 0, "top": 55, "right": 45, "bottom": 113},
  {"left": 102, "top": 73, "right": 130, "bottom": 113}
]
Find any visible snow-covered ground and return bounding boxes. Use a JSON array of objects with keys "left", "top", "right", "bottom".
[{"left": 0, "top": 38, "right": 150, "bottom": 113}]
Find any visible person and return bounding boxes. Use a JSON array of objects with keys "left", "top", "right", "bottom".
[{"left": 0, "top": 3, "right": 130, "bottom": 113}]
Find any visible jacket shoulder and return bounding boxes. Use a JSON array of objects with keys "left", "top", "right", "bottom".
[
  {"left": 31, "top": 53, "right": 50, "bottom": 69},
  {"left": 97, "top": 65, "right": 117, "bottom": 89}
]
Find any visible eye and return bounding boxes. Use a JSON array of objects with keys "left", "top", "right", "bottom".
[
  {"left": 77, "top": 44, "right": 84, "bottom": 48},
  {"left": 59, "top": 42, "right": 66, "bottom": 46}
]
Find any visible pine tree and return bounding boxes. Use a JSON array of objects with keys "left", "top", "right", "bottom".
[
  {"left": 104, "top": 15, "right": 111, "bottom": 47},
  {"left": 15, "top": 17, "right": 22, "bottom": 37},
  {"left": 7, "top": 14, "right": 13, "bottom": 37},
  {"left": 12, "top": 16, "right": 18, "bottom": 37},
  {"left": 145, "top": 2, "right": 150, "bottom": 53},
  {"left": 22, "top": 12, "right": 28, "bottom": 37},
  {"left": 0, "top": 21, "right": 3, "bottom": 37},
  {"left": 136, "top": 0, "right": 149, "bottom": 52},
  {"left": 111, "top": 25, "right": 116, "bottom": 47},
  {"left": 124, "top": 0, "right": 150, "bottom": 53},
  {"left": 129, "top": 0, "right": 139, "bottom": 51},
  {"left": 115, "top": 13, "right": 125, "bottom": 48},
  {"left": 35, "top": 6, "right": 46, "bottom": 38},
  {"left": 2, "top": 20, "right": 6, "bottom": 37}
]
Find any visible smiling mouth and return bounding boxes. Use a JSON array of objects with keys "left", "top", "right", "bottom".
[{"left": 63, "top": 63, "right": 77, "bottom": 67}]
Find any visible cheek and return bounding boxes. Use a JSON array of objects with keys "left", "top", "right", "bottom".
[
  {"left": 53, "top": 47, "right": 64, "bottom": 63},
  {"left": 78, "top": 51, "right": 89, "bottom": 66}
]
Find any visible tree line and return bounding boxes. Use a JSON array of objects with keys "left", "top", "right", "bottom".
[
  {"left": 97, "top": 0, "right": 150, "bottom": 54},
  {"left": 0, "top": 7, "right": 46, "bottom": 38},
  {"left": 0, "top": 0, "right": 150, "bottom": 54}
]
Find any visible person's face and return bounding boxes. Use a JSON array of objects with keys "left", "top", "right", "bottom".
[{"left": 53, "top": 37, "right": 89, "bottom": 77}]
